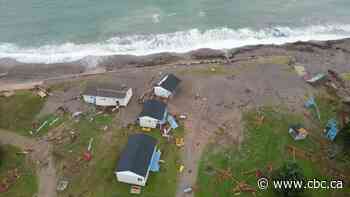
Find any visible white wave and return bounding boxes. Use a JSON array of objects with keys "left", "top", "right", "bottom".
[
  {"left": 152, "top": 14, "right": 161, "bottom": 23},
  {"left": 1, "top": 24, "right": 350, "bottom": 64}
]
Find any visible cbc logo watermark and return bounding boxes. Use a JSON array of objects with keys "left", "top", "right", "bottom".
[{"left": 257, "top": 178, "right": 269, "bottom": 190}]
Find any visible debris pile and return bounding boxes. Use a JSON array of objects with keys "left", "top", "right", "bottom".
[{"left": 0, "top": 169, "right": 20, "bottom": 193}]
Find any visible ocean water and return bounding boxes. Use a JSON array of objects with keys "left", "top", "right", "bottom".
[{"left": 1, "top": 0, "right": 350, "bottom": 63}]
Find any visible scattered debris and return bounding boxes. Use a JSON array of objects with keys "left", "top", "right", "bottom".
[
  {"left": 167, "top": 114, "right": 179, "bottom": 129},
  {"left": 162, "top": 126, "right": 171, "bottom": 138},
  {"left": 150, "top": 150, "right": 161, "bottom": 172},
  {"left": 0, "top": 72, "right": 8, "bottom": 78},
  {"left": 83, "top": 152, "right": 92, "bottom": 162},
  {"left": 179, "top": 165, "right": 185, "bottom": 173},
  {"left": 0, "top": 168, "right": 20, "bottom": 193},
  {"left": 306, "top": 73, "right": 327, "bottom": 85},
  {"left": 233, "top": 182, "right": 256, "bottom": 194},
  {"left": 305, "top": 96, "right": 321, "bottom": 120},
  {"left": 103, "top": 125, "right": 109, "bottom": 131},
  {"left": 49, "top": 117, "right": 60, "bottom": 126},
  {"left": 72, "top": 111, "right": 83, "bottom": 119},
  {"left": 175, "top": 138, "right": 185, "bottom": 148},
  {"left": 325, "top": 118, "right": 338, "bottom": 141},
  {"left": 294, "top": 65, "right": 307, "bottom": 77},
  {"left": 34, "top": 85, "right": 50, "bottom": 98},
  {"left": 37, "top": 90, "right": 48, "bottom": 98},
  {"left": 1, "top": 91, "right": 14, "bottom": 98},
  {"left": 16, "top": 151, "right": 30, "bottom": 155},
  {"left": 179, "top": 114, "right": 187, "bottom": 120},
  {"left": 35, "top": 120, "right": 49, "bottom": 134},
  {"left": 57, "top": 180, "right": 69, "bottom": 192},
  {"left": 87, "top": 138, "right": 94, "bottom": 152},
  {"left": 255, "top": 115, "right": 265, "bottom": 126},
  {"left": 130, "top": 185, "right": 142, "bottom": 194},
  {"left": 141, "top": 127, "right": 151, "bottom": 132},
  {"left": 183, "top": 186, "right": 193, "bottom": 193},
  {"left": 289, "top": 125, "right": 308, "bottom": 140}
]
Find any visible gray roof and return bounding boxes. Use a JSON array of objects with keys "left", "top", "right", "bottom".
[
  {"left": 139, "top": 100, "right": 167, "bottom": 120},
  {"left": 116, "top": 134, "right": 157, "bottom": 177},
  {"left": 84, "top": 83, "right": 129, "bottom": 98},
  {"left": 157, "top": 74, "right": 181, "bottom": 92}
]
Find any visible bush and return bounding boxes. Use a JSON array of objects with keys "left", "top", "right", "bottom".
[{"left": 272, "top": 161, "right": 305, "bottom": 197}]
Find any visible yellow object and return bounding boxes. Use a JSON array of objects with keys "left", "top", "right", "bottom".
[
  {"left": 179, "top": 165, "right": 184, "bottom": 173},
  {"left": 175, "top": 138, "right": 184, "bottom": 147},
  {"left": 141, "top": 127, "right": 151, "bottom": 132}
]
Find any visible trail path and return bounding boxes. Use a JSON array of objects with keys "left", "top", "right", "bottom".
[
  {"left": 175, "top": 97, "right": 212, "bottom": 197},
  {"left": 0, "top": 129, "right": 57, "bottom": 197}
]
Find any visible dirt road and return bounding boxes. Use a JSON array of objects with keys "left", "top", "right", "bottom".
[{"left": 0, "top": 129, "right": 57, "bottom": 197}]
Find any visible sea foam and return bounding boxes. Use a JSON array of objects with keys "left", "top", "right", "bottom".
[{"left": 1, "top": 24, "right": 350, "bottom": 64}]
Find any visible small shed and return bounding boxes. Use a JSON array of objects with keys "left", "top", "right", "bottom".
[
  {"left": 115, "top": 134, "right": 158, "bottom": 186},
  {"left": 154, "top": 74, "right": 181, "bottom": 98},
  {"left": 138, "top": 100, "right": 167, "bottom": 128},
  {"left": 82, "top": 83, "right": 132, "bottom": 107}
]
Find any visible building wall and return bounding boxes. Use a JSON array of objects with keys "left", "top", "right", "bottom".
[
  {"left": 95, "top": 96, "right": 117, "bottom": 106},
  {"left": 83, "top": 89, "right": 133, "bottom": 107},
  {"left": 139, "top": 116, "right": 158, "bottom": 128},
  {"left": 154, "top": 86, "right": 172, "bottom": 98},
  {"left": 116, "top": 171, "right": 146, "bottom": 186},
  {"left": 120, "top": 88, "right": 133, "bottom": 106},
  {"left": 83, "top": 95, "right": 96, "bottom": 104}
]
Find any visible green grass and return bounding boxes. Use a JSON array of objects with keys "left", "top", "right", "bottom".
[
  {"left": 341, "top": 72, "right": 350, "bottom": 81},
  {"left": 0, "top": 145, "right": 38, "bottom": 197},
  {"left": 55, "top": 115, "right": 183, "bottom": 197},
  {"left": 312, "top": 92, "right": 341, "bottom": 127},
  {"left": 241, "top": 56, "right": 292, "bottom": 67},
  {"left": 178, "top": 56, "right": 292, "bottom": 77},
  {"left": 0, "top": 91, "right": 45, "bottom": 135},
  {"left": 177, "top": 65, "right": 239, "bottom": 76},
  {"left": 196, "top": 107, "right": 333, "bottom": 197}
]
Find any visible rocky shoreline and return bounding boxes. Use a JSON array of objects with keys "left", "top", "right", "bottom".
[{"left": 1, "top": 38, "right": 350, "bottom": 84}]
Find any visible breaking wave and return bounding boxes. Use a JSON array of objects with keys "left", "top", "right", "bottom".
[{"left": 1, "top": 24, "right": 350, "bottom": 64}]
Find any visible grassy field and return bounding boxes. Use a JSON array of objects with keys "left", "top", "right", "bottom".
[
  {"left": 53, "top": 113, "right": 183, "bottom": 197},
  {"left": 177, "top": 56, "right": 292, "bottom": 77},
  {"left": 196, "top": 106, "right": 339, "bottom": 197},
  {"left": 0, "top": 145, "right": 38, "bottom": 197},
  {"left": 0, "top": 91, "right": 45, "bottom": 135}
]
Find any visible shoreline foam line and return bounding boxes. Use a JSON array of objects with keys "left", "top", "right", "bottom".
[{"left": 1, "top": 24, "right": 350, "bottom": 64}]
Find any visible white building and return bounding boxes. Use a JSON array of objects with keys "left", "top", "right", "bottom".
[
  {"left": 115, "top": 134, "right": 159, "bottom": 186},
  {"left": 154, "top": 74, "right": 181, "bottom": 98},
  {"left": 82, "top": 83, "right": 132, "bottom": 107},
  {"left": 138, "top": 100, "right": 168, "bottom": 128}
]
